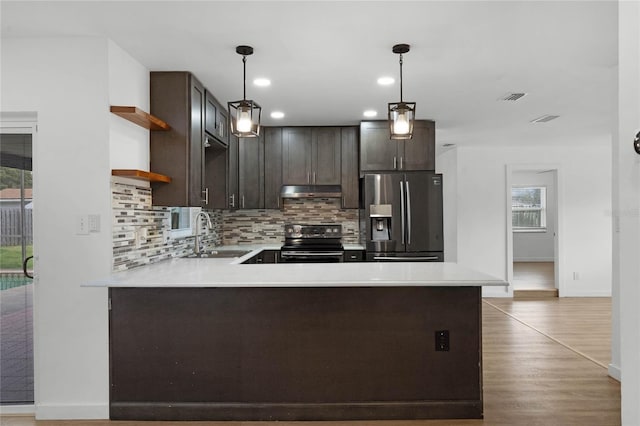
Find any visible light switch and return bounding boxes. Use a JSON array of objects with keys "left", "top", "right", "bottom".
[{"left": 76, "top": 215, "right": 89, "bottom": 235}]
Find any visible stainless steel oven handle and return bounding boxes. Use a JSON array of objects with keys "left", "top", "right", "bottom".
[
  {"left": 373, "top": 256, "right": 440, "bottom": 261},
  {"left": 281, "top": 251, "right": 344, "bottom": 257}
]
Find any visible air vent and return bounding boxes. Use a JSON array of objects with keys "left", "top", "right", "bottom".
[
  {"left": 499, "top": 93, "right": 527, "bottom": 101},
  {"left": 531, "top": 114, "right": 560, "bottom": 123}
]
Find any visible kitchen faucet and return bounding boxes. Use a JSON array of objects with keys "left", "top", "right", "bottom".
[{"left": 194, "top": 211, "right": 213, "bottom": 255}]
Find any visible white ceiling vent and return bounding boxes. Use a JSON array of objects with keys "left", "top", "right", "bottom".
[
  {"left": 499, "top": 93, "right": 527, "bottom": 101},
  {"left": 531, "top": 114, "right": 560, "bottom": 123}
]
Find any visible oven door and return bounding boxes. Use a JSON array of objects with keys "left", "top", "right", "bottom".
[{"left": 280, "top": 250, "right": 344, "bottom": 263}]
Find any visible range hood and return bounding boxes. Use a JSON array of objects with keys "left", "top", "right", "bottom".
[{"left": 280, "top": 185, "right": 342, "bottom": 199}]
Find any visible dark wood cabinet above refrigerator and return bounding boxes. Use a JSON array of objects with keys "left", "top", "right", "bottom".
[{"left": 360, "top": 120, "right": 435, "bottom": 174}]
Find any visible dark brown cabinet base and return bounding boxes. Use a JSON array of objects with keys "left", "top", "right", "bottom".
[{"left": 109, "top": 286, "right": 482, "bottom": 421}]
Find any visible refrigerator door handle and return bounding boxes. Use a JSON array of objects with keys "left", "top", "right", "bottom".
[
  {"left": 400, "top": 180, "right": 405, "bottom": 244},
  {"left": 405, "top": 180, "right": 411, "bottom": 245}
]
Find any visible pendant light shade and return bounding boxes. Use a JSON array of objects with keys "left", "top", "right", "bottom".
[
  {"left": 388, "top": 44, "right": 416, "bottom": 140},
  {"left": 228, "top": 45, "right": 262, "bottom": 138}
]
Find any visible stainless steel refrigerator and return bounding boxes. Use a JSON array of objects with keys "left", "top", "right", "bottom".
[{"left": 364, "top": 172, "right": 444, "bottom": 261}]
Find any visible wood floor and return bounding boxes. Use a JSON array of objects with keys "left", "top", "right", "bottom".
[
  {"left": 0, "top": 298, "right": 620, "bottom": 426},
  {"left": 513, "top": 262, "right": 558, "bottom": 298}
]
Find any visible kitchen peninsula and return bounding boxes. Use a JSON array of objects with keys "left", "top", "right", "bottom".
[{"left": 88, "top": 251, "right": 506, "bottom": 421}]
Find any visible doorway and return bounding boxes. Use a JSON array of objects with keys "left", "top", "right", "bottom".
[
  {"left": 0, "top": 120, "right": 35, "bottom": 409},
  {"left": 506, "top": 166, "right": 560, "bottom": 298}
]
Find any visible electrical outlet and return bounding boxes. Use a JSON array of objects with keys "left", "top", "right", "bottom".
[
  {"left": 88, "top": 214, "right": 100, "bottom": 233},
  {"left": 134, "top": 228, "right": 146, "bottom": 249},
  {"left": 435, "top": 330, "right": 450, "bottom": 352}
]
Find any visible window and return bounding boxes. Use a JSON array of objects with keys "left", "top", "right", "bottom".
[
  {"left": 169, "top": 207, "right": 199, "bottom": 238},
  {"left": 512, "top": 186, "right": 547, "bottom": 231}
]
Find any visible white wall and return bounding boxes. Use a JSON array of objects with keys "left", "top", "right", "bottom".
[
  {"left": 512, "top": 170, "right": 556, "bottom": 262},
  {"left": 438, "top": 145, "right": 612, "bottom": 298},
  {"left": 436, "top": 147, "right": 457, "bottom": 262},
  {"left": 108, "top": 40, "right": 150, "bottom": 170},
  {"left": 1, "top": 37, "right": 149, "bottom": 419},
  {"left": 614, "top": 0, "right": 640, "bottom": 422}
]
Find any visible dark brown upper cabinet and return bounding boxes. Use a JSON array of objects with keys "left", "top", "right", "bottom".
[
  {"left": 204, "top": 90, "right": 228, "bottom": 148},
  {"left": 150, "top": 71, "right": 208, "bottom": 207},
  {"left": 264, "top": 127, "right": 283, "bottom": 209},
  {"left": 227, "top": 135, "right": 239, "bottom": 209},
  {"left": 227, "top": 128, "right": 280, "bottom": 210},
  {"left": 340, "top": 127, "right": 359, "bottom": 208},
  {"left": 360, "top": 120, "right": 435, "bottom": 174},
  {"left": 282, "top": 127, "right": 341, "bottom": 185},
  {"left": 237, "top": 134, "right": 265, "bottom": 209}
]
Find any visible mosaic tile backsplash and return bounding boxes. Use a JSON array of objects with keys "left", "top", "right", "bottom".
[
  {"left": 111, "top": 181, "right": 221, "bottom": 271},
  {"left": 222, "top": 198, "right": 360, "bottom": 245},
  {"left": 112, "top": 181, "right": 361, "bottom": 271}
]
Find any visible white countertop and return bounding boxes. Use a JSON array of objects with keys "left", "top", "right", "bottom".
[{"left": 87, "top": 246, "right": 506, "bottom": 288}]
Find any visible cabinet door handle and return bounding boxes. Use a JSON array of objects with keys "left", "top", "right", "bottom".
[
  {"left": 400, "top": 180, "right": 405, "bottom": 244},
  {"left": 203, "top": 188, "right": 209, "bottom": 205},
  {"left": 307, "top": 173, "right": 311, "bottom": 183},
  {"left": 405, "top": 180, "right": 411, "bottom": 245},
  {"left": 393, "top": 156, "right": 397, "bottom": 169},
  {"left": 230, "top": 194, "right": 235, "bottom": 208},
  {"left": 400, "top": 156, "right": 403, "bottom": 170},
  {"left": 313, "top": 172, "right": 316, "bottom": 183},
  {"left": 242, "top": 195, "right": 245, "bottom": 208}
]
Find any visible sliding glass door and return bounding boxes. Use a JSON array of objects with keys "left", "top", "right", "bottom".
[{"left": 0, "top": 132, "right": 34, "bottom": 405}]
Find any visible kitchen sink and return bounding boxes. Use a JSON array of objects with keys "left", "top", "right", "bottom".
[{"left": 184, "top": 249, "right": 252, "bottom": 259}]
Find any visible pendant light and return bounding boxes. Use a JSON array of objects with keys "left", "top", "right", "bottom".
[
  {"left": 388, "top": 44, "right": 416, "bottom": 140},
  {"left": 228, "top": 45, "right": 262, "bottom": 138}
]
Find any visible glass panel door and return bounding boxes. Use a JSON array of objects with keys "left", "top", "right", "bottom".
[{"left": 0, "top": 133, "right": 34, "bottom": 405}]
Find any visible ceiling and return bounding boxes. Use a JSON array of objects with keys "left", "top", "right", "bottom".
[{"left": 0, "top": 1, "right": 618, "bottom": 150}]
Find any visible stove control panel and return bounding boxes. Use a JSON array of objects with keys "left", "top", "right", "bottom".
[{"left": 284, "top": 224, "right": 342, "bottom": 239}]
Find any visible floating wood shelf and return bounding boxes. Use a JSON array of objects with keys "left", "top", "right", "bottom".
[
  {"left": 112, "top": 169, "right": 172, "bottom": 183},
  {"left": 110, "top": 106, "right": 170, "bottom": 131}
]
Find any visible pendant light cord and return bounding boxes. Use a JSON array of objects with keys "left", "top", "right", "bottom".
[
  {"left": 242, "top": 55, "right": 247, "bottom": 101},
  {"left": 399, "top": 53, "right": 404, "bottom": 103}
]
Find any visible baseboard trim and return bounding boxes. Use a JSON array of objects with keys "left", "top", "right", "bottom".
[
  {"left": 35, "top": 403, "right": 108, "bottom": 420},
  {"left": 608, "top": 363, "right": 621, "bottom": 382},
  {"left": 110, "top": 400, "right": 484, "bottom": 421},
  {"left": 560, "top": 291, "right": 612, "bottom": 297},
  {"left": 0, "top": 404, "right": 34, "bottom": 415},
  {"left": 513, "top": 258, "right": 555, "bottom": 262}
]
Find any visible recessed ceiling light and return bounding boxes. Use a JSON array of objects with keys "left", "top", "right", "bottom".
[
  {"left": 271, "top": 111, "right": 285, "bottom": 119},
  {"left": 377, "top": 77, "right": 395, "bottom": 85},
  {"left": 363, "top": 110, "right": 377, "bottom": 118},
  {"left": 530, "top": 114, "right": 560, "bottom": 123},
  {"left": 253, "top": 78, "right": 271, "bottom": 87},
  {"left": 499, "top": 93, "right": 527, "bottom": 101}
]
